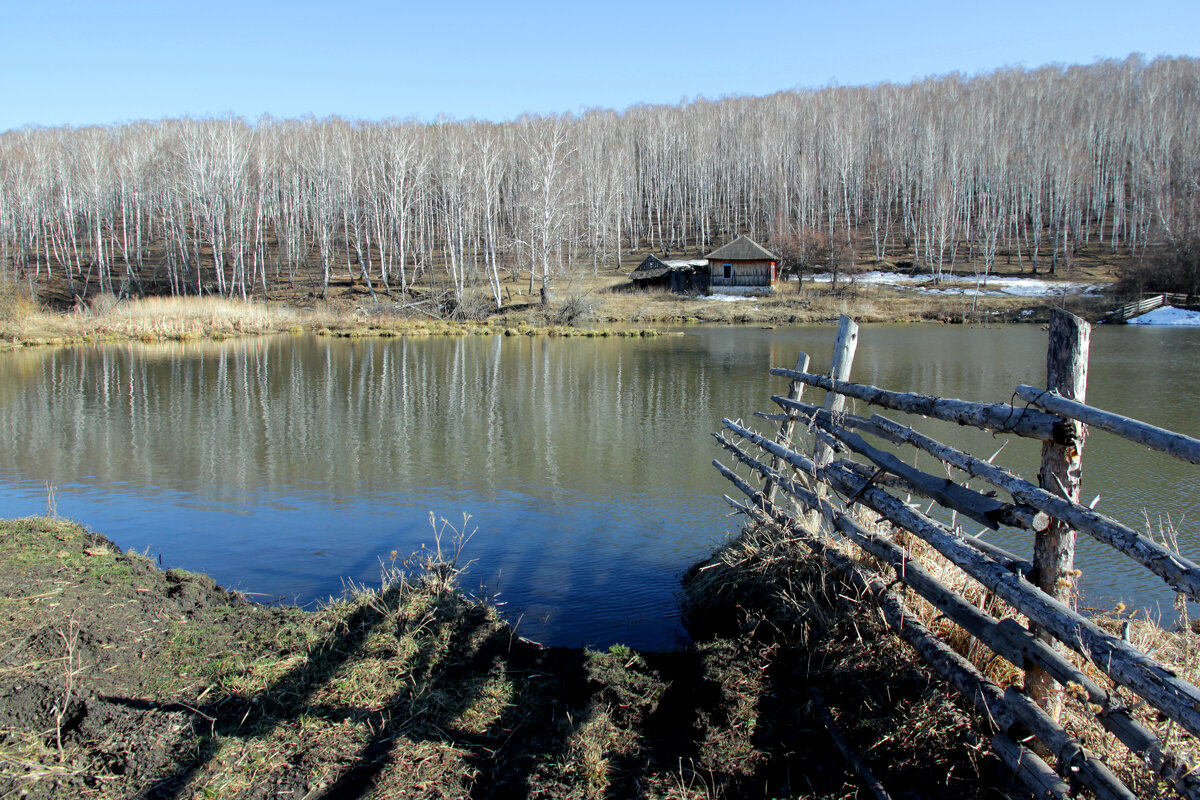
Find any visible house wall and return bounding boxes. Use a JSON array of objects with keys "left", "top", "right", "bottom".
[{"left": 710, "top": 259, "right": 776, "bottom": 288}]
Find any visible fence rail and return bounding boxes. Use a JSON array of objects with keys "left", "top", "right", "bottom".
[{"left": 712, "top": 311, "right": 1200, "bottom": 800}]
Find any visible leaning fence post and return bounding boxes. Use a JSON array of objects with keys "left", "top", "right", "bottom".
[
  {"left": 808, "top": 315, "right": 859, "bottom": 528},
  {"left": 764, "top": 352, "right": 811, "bottom": 506},
  {"left": 813, "top": 316, "right": 860, "bottom": 467},
  {"left": 1026, "top": 308, "right": 1091, "bottom": 720}
]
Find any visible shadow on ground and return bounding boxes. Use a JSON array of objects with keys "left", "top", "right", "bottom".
[{"left": 0, "top": 517, "right": 1015, "bottom": 799}]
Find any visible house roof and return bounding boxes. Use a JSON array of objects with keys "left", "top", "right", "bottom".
[
  {"left": 705, "top": 235, "right": 777, "bottom": 262},
  {"left": 630, "top": 255, "right": 708, "bottom": 280}
]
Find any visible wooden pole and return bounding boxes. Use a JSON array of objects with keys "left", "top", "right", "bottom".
[
  {"left": 764, "top": 352, "right": 810, "bottom": 505},
  {"left": 718, "top": 491, "right": 1069, "bottom": 800},
  {"left": 864, "top": 411, "right": 1200, "bottom": 599},
  {"left": 808, "top": 688, "right": 893, "bottom": 800},
  {"left": 1013, "top": 383, "right": 1200, "bottom": 465},
  {"left": 810, "top": 315, "right": 857, "bottom": 527},
  {"left": 814, "top": 316, "right": 859, "bottom": 471},
  {"left": 769, "top": 367, "right": 1069, "bottom": 442},
  {"left": 1026, "top": 308, "right": 1090, "bottom": 720}
]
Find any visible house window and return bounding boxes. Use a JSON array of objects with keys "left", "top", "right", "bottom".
[{"left": 723, "top": 263, "right": 732, "bottom": 280}]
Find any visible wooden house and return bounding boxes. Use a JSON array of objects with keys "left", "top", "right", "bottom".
[
  {"left": 628, "top": 235, "right": 778, "bottom": 295},
  {"left": 705, "top": 235, "right": 778, "bottom": 294}
]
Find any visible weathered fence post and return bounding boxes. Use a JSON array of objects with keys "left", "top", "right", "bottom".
[
  {"left": 809, "top": 315, "right": 859, "bottom": 528},
  {"left": 764, "top": 352, "right": 810, "bottom": 506},
  {"left": 1026, "top": 308, "right": 1091, "bottom": 719},
  {"left": 813, "top": 316, "right": 860, "bottom": 467}
]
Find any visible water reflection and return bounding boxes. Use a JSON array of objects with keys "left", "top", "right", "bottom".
[{"left": 0, "top": 324, "right": 1196, "bottom": 647}]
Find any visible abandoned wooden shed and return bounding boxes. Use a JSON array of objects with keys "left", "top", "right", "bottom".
[
  {"left": 629, "top": 236, "right": 779, "bottom": 295},
  {"left": 629, "top": 255, "right": 711, "bottom": 293},
  {"left": 706, "top": 235, "right": 779, "bottom": 294}
]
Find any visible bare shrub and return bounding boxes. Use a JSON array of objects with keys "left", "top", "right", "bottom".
[
  {"left": 447, "top": 291, "right": 494, "bottom": 322},
  {"left": 0, "top": 281, "right": 38, "bottom": 323},
  {"left": 549, "top": 293, "right": 599, "bottom": 326}
]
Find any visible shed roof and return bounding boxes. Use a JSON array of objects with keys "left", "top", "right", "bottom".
[
  {"left": 630, "top": 255, "right": 671, "bottom": 280},
  {"left": 630, "top": 255, "right": 708, "bottom": 280},
  {"left": 705, "top": 235, "right": 777, "bottom": 262}
]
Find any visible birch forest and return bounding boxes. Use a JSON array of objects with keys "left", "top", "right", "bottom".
[{"left": 1, "top": 55, "right": 1198, "bottom": 306}]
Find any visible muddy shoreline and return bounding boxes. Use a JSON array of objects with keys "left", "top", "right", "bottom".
[{"left": 0, "top": 516, "right": 1018, "bottom": 799}]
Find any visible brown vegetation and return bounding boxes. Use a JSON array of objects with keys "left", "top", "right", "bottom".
[{"left": 0, "top": 515, "right": 1043, "bottom": 799}]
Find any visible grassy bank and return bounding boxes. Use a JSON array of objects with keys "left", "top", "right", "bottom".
[
  {"left": 0, "top": 268, "right": 1112, "bottom": 350},
  {"left": 0, "top": 516, "right": 1027, "bottom": 799},
  {"left": 5, "top": 512, "right": 1186, "bottom": 798}
]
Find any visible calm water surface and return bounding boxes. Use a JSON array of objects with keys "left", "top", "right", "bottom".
[{"left": 0, "top": 324, "right": 1196, "bottom": 648}]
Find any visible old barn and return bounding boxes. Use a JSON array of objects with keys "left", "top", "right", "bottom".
[{"left": 628, "top": 236, "right": 778, "bottom": 295}]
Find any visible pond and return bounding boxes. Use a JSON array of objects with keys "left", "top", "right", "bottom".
[{"left": 0, "top": 323, "right": 1196, "bottom": 649}]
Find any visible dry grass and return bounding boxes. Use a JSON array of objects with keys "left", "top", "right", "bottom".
[
  {"left": 681, "top": 520, "right": 998, "bottom": 797},
  {"left": 0, "top": 294, "right": 299, "bottom": 345},
  {"left": 0, "top": 288, "right": 679, "bottom": 347},
  {"left": 80, "top": 296, "right": 298, "bottom": 339},
  {"left": 0, "top": 282, "right": 40, "bottom": 324},
  {"left": 2, "top": 510, "right": 1048, "bottom": 799}
]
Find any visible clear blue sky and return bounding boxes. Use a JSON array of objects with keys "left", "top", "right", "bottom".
[{"left": 2, "top": 0, "right": 1197, "bottom": 132}]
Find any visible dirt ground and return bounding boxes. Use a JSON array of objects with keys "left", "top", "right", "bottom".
[{"left": 0, "top": 517, "right": 1027, "bottom": 799}]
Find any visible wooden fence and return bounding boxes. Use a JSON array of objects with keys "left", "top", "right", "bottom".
[
  {"left": 712, "top": 311, "right": 1200, "bottom": 800},
  {"left": 1108, "top": 293, "right": 1195, "bottom": 323}
]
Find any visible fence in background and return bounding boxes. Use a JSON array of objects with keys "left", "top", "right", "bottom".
[{"left": 1108, "top": 293, "right": 1195, "bottom": 322}]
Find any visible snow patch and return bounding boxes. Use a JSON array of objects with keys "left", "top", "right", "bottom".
[
  {"left": 699, "top": 293, "right": 749, "bottom": 302},
  {"left": 1126, "top": 306, "right": 1200, "bottom": 326},
  {"left": 806, "top": 271, "right": 1102, "bottom": 297}
]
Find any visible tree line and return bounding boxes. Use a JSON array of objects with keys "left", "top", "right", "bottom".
[{"left": 1, "top": 54, "right": 1197, "bottom": 306}]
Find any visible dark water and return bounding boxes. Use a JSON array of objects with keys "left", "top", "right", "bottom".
[{"left": 0, "top": 324, "right": 1196, "bottom": 648}]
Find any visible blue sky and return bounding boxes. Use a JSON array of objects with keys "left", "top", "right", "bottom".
[{"left": 2, "top": 0, "right": 1197, "bottom": 132}]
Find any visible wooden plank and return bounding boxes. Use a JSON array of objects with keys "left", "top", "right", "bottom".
[
  {"left": 771, "top": 396, "right": 907, "bottom": 445},
  {"left": 1014, "top": 384, "right": 1200, "bottom": 465},
  {"left": 835, "top": 455, "right": 1049, "bottom": 534},
  {"left": 773, "top": 393, "right": 1049, "bottom": 531},
  {"left": 712, "top": 459, "right": 768, "bottom": 513},
  {"left": 1028, "top": 308, "right": 1090, "bottom": 718},
  {"left": 767, "top": 368, "right": 1070, "bottom": 443},
  {"left": 865, "top": 413, "right": 1200, "bottom": 600},
  {"left": 988, "top": 735, "right": 1071, "bottom": 800},
  {"left": 837, "top": 458, "right": 1046, "bottom": 543},
  {"left": 806, "top": 414, "right": 1019, "bottom": 531}
]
